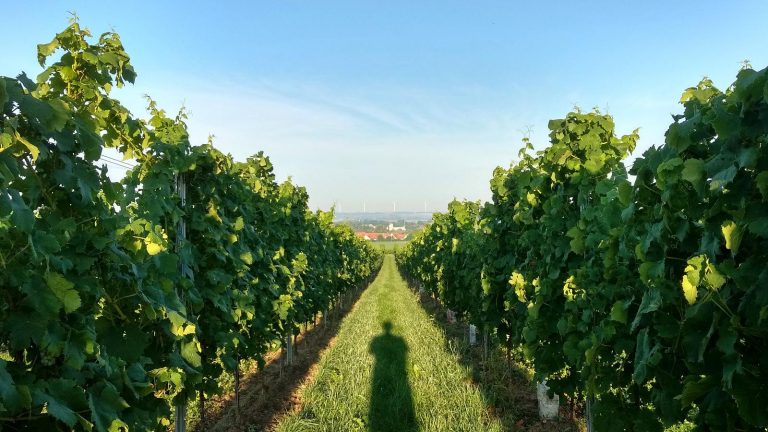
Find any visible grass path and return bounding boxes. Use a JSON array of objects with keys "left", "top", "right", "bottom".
[{"left": 275, "top": 255, "right": 503, "bottom": 432}]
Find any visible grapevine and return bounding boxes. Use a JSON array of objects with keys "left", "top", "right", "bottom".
[{"left": 0, "top": 20, "right": 381, "bottom": 431}]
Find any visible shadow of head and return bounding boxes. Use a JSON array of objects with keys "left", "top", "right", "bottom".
[{"left": 382, "top": 321, "right": 393, "bottom": 334}]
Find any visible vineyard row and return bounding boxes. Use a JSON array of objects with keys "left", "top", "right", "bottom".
[
  {"left": 0, "top": 21, "right": 382, "bottom": 431},
  {"left": 397, "top": 67, "right": 768, "bottom": 431}
]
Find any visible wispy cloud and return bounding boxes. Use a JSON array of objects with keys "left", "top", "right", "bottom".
[{"left": 111, "top": 74, "right": 680, "bottom": 212}]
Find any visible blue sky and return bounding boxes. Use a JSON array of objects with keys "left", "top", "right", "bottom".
[{"left": 3, "top": 1, "right": 768, "bottom": 212}]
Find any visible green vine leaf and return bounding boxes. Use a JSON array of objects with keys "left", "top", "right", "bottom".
[
  {"left": 721, "top": 220, "right": 743, "bottom": 254},
  {"left": 45, "top": 272, "right": 82, "bottom": 313}
]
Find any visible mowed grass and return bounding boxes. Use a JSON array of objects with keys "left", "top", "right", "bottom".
[
  {"left": 371, "top": 240, "right": 408, "bottom": 251},
  {"left": 275, "top": 255, "right": 502, "bottom": 432}
]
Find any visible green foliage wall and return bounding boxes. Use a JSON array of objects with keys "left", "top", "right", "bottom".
[
  {"left": 0, "top": 20, "right": 382, "bottom": 431},
  {"left": 398, "top": 68, "right": 768, "bottom": 431}
]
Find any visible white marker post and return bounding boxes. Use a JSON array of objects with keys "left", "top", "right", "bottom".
[{"left": 468, "top": 324, "right": 477, "bottom": 346}]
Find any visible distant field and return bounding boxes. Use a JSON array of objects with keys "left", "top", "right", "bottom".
[{"left": 371, "top": 240, "right": 409, "bottom": 251}]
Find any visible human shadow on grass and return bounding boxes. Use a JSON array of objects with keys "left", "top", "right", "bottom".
[{"left": 368, "top": 321, "right": 418, "bottom": 432}]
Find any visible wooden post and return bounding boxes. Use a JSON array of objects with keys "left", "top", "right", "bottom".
[
  {"left": 199, "top": 389, "right": 206, "bottom": 425},
  {"left": 174, "top": 174, "right": 188, "bottom": 432},
  {"left": 198, "top": 343, "right": 206, "bottom": 425},
  {"left": 174, "top": 403, "right": 186, "bottom": 432},
  {"left": 286, "top": 334, "right": 294, "bottom": 366},
  {"left": 235, "top": 350, "right": 240, "bottom": 419},
  {"left": 506, "top": 334, "right": 512, "bottom": 384}
]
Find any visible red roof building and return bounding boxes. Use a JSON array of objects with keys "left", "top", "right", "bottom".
[{"left": 355, "top": 232, "right": 409, "bottom": 241}]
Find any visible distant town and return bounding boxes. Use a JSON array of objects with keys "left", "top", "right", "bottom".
[{"left": 334, "top": 212, "right": 431, "bottom": 242}]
